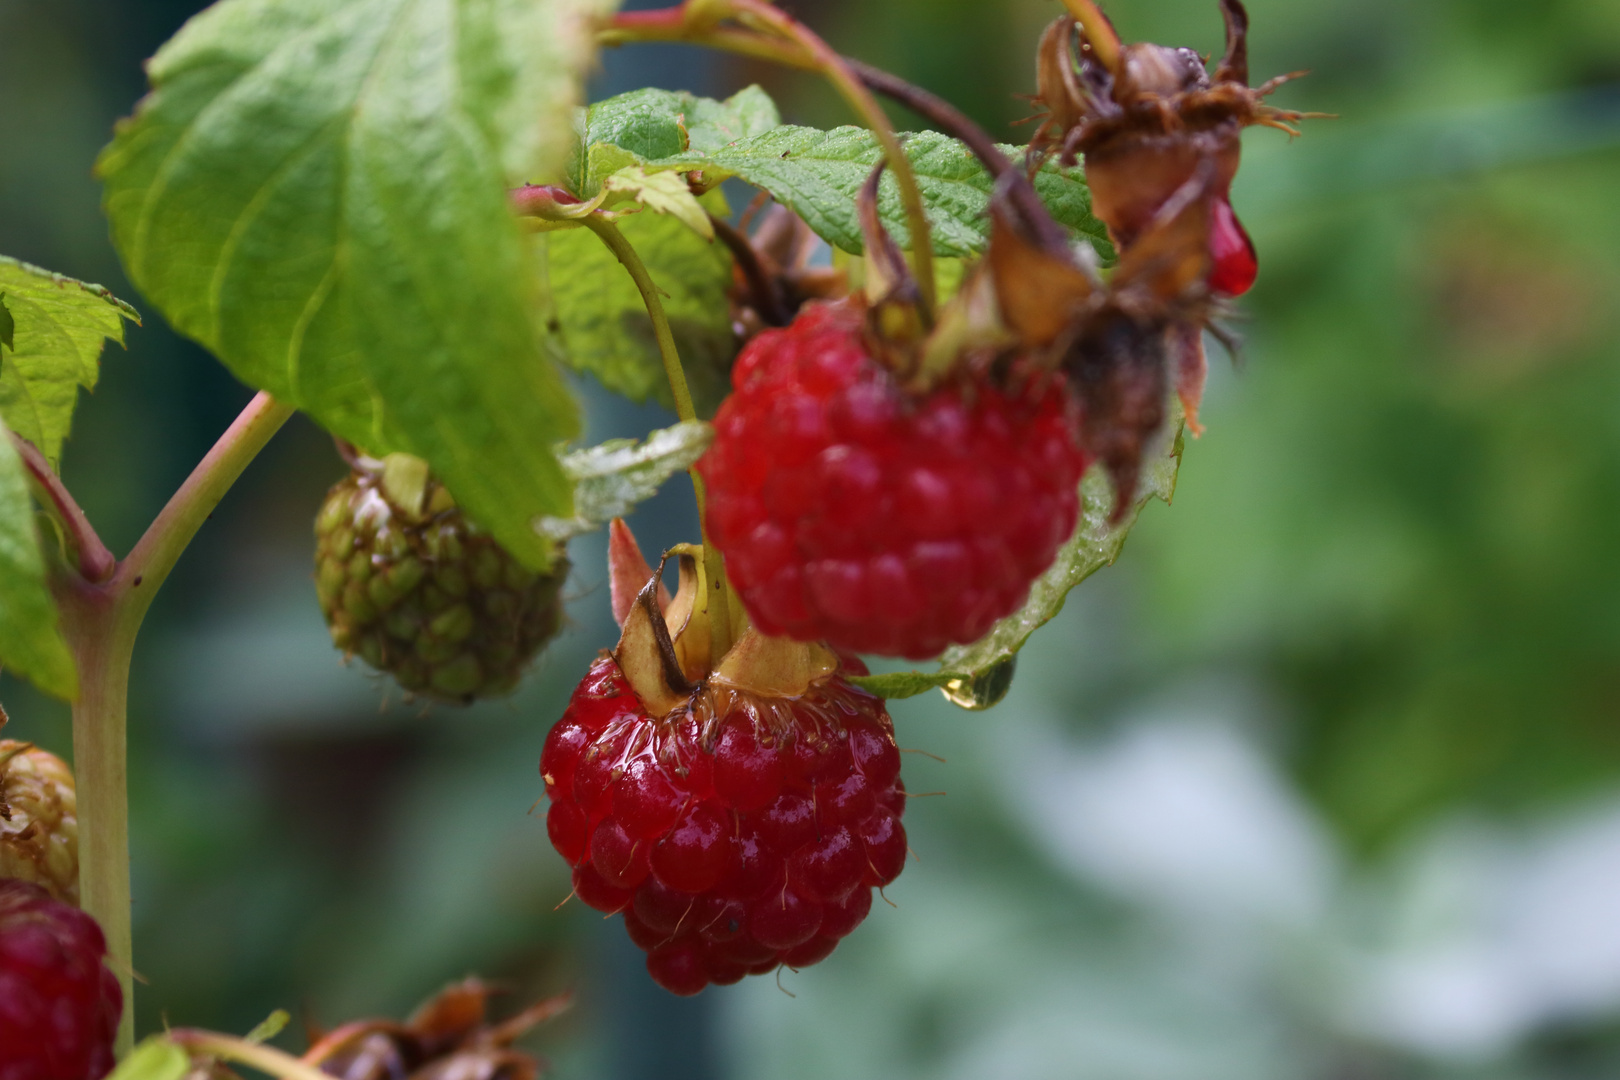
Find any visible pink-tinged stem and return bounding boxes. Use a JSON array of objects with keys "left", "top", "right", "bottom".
[
  {"left": 10, "top": 433, "right": 115, "bottom": 584},
  {"left": 50, "top": 389, "right": 294, "bottom": 1055}
]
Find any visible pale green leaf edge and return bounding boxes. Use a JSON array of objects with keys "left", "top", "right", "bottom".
[{"left": 536, "top": 420, "right": 714, "bottom": 541}]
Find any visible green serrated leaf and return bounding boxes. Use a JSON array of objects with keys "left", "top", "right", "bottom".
[
  {"left": 0, "top": 257, "right": 139, "bottom": 468},
  {"left": 685, "top": 85, "right": 780, "bottom": 155},
  {"left": 536, "top": 420, "right": 713, "bottom": 541},
  {"left": 857, "top": 422, "right": 1184, "bottom": 705},
  {"left": 542, "top": 188, "right": 735, "bottom": 412},
  {"left": 644, "top": 127, "right": 1110, "bottom": 258},
  {"left": 106, "top": 1036, "right": 189, "bottom": 1080},
  {"left": 0, "top": 417, "right": 77, "bottom": 701},
  {"left": 97, "top": 0, "right": 616, "bottom": 570},
  {"left": 570, "top": 85, "right": 782, "bottom": 197},
  {"left": 602, "top": 166, "right": 714, "bottom": 239}
]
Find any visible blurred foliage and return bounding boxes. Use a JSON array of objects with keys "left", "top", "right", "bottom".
[{"left": 4, "top": 0, "right": 1620, "bottom": 1077}]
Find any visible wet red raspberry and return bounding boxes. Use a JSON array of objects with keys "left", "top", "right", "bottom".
[
  {"left": 541, "top": 656, "right": 907, "bottom": 995},
  {"left": 697, "top": 298, "right": 1087, "bottom": 659},
  {"left": 1207, "top": 196, "right": 1258, "bottom": 297},
  {"left": 0, "top": 879, "right": 121, "bottom": 1080}
]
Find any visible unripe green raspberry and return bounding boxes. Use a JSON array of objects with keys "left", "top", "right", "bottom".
[
  {"left": 314, "top": 457, "right": 568, "bottom": 702},
  {"left": 0, "top": 738, "right": 79, "bottom": 905}
]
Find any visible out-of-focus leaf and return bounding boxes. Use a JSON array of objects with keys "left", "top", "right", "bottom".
[
  {"left": 542, "top": 189, "right": 735, "bottom": 412},
  {"left": 104, "top": 1038, "right": 188, "bottom": 1080},
  {"left": 536, "top": 421, "right": 713, "bottom": 541},
  {"left": 645, "top": 127, "right": 1109, "bottom": 258},
  {"left": 569, "top": 85, "right": 781, "bottom": 196},
  {"left": 849, "top": 424, "right": 1183, "bottom": 703},
  {"left": 0, "top": 418, "right": 76, "bottom": 700},
  {"left": 0, "top": 257, "right": 138, "bottom": 467},
  {"left": 97, "top": 0, "right": 617, "bottom": 570}
]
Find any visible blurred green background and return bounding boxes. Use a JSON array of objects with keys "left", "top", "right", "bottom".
[{"left": 4, "top": 0, "right": 1620, "bottom": 1076}]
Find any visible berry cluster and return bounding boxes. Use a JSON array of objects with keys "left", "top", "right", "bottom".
[
  {"left": 542, "top": 655, "right": 906, "bottom": 995},
  {"left": 315, "top": 462, "right": 568, "bottom": 702},
  {"left": 0, "top": 880, "right": 121, "bottom": 1080},
  {"left": 700, "top": 299, "right": 1086, "bottom": 659}
]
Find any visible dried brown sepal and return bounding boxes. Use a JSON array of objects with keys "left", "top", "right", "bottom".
[
  {"left": 986, "top": 186, "right": 1097, "bottom": 349},
  {"left": 609, "top": 521, "right": 838, "bottom": 721},
  {"left": 302, "top": 979, "right": 568, "bottom": 1080},
  {"left": 985, "top": 158, "right": 1220, "bottom": 517},
  {"left": 614, "top": 553, "right": 696, "bottom": 719},
  {"left": 856, "top": 159, "right": 931, "bottom": 379},
  {"left": 1031, "top": 0, "right": 1318, "bottom": 251},
  {"left": 608, "top": 518, "right": 668, "bottom": 628},
  {"left": 721, "top": 204, "right": 848, "bottom": 342}
]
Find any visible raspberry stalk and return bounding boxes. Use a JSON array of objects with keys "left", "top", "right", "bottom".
[{"left": 580, "top": 215, "right": 737, "bottom": 660}]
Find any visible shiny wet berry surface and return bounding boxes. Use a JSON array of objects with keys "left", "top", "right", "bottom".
[
  {"left": 0, "top": 879, "right": 121, "bottom": 1080},
  {"left": 541, "top": 656, "right": 908, "bottom": 995},
  {"left": 698, "top": 299, "right": 1087, "bottom": 660}
]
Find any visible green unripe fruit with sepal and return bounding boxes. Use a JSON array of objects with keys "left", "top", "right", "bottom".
[{"left": 314, "top": 453, "right": 568, "bottom": 702}]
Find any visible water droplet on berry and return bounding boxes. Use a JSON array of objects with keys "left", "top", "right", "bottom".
[{"left": 1207, "top": 197, "right": 1258, "bottom": 296}]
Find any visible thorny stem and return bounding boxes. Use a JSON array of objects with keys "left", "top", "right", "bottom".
[
  {"left": 581, "top": 216, "right": 735, "bottom": 659},
  {"left": 602, "top": 0, "right": 937, "bottom": 316},
  {"left": 49, "top": 390, "right": 294, "bottom": 1055},
  {"left": 10, "top": 433, "right": 116, "bottom": 583}
]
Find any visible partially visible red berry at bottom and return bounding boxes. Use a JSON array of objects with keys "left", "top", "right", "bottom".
[
  {"left": 542, "top": 656, "right": 908, "bottom": 995},
  {"left": 0, "top": 879, "right": 122, "bottom": 1080}
]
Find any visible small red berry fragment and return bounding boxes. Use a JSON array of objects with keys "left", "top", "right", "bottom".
[
  {"left": 0, "top": 879, "right": 121, "bottom": 1080},
  {"left": 698, "top": 299, "right": 1087, "bottom": 659},
  {"left": 542, "top": 655, "right": 907, "bottom": 995},
  {"left": 1207, "top": 196, "right": 1258, "bottom": 297}
]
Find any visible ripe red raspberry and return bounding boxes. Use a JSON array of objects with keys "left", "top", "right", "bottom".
[
  {"left": 0, "top": 879, "right": 121, "bottom": 1080},
  {"left": 542, "top": 655, "right": 908, "bottom": 995},
  {"left": 698, "top": 298, "right": 1087, "bottom": 659}
]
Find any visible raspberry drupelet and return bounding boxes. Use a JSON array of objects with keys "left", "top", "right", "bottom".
[
  {"left": 542, "top": 539, "right": 908, "bottom": 995},
  {"left": 699, "top": 298, "right": 1087, "bottom": 660},
  {"left": 0, "top": 879, "right": 122, "bottom": 1080}
]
